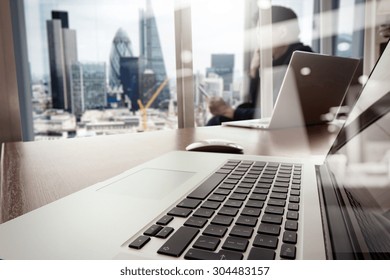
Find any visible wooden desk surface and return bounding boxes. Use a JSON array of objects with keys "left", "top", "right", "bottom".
[{"left": 0, "top": 125, "right": 336, "bottom": 223}]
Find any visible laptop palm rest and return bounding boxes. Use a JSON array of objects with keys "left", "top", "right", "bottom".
[{"left": 97, "top": 168, "right": 195, "bottom": 199}]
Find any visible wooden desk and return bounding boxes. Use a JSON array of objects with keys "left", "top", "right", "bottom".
[{"left": 0, "top": 125, "right": 336, "bottom": 224}]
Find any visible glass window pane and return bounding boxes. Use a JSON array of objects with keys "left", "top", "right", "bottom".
[
  {"left": 193, "top": 0, "right": 316, "bottom": 126},
  {"left": 24, "top": 0, "right": 176, "bottom": 140},
  {"left": 191, "top": 0, "right": 246, "bottom": 126}
]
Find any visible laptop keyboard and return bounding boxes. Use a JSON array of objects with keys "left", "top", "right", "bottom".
[{"left": 128, "top": 159, "right": 302, "bottom": 260}]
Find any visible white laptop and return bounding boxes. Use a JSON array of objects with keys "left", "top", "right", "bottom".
[
  {"left": 0, "top": 44, "right": 389, "bottom": 260},
  {"left": 223, "top": 51, "right": 360, "bottom": 129}
]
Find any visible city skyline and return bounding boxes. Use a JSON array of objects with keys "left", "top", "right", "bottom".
[{"left": 24, "top": 0, "right": 246, "bottom": 81}]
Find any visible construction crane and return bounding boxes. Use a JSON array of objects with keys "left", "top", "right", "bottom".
[{"left": 137, "top": 78, "right": 169, "bottom": 131}]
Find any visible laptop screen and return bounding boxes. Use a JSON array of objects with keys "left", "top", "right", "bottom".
[{"left": 322, "top": 40, "right": 390, "bottom": 259}]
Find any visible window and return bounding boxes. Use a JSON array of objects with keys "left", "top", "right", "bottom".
[
  {"left": 12, "top": 0, "right": 370, "bottom": 141},
  {"left": 191, "top": 0, "right": 246, "bottom": 126},
  {"left": 24, "top": 0, "right": 176, "bottom": 139}
]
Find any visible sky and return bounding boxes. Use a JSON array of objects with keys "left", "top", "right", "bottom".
[
  {"left": 24, "top": 0, "right": 246, "bottom": 81},
  {"left": 23, "top": 0, "right": 357, "bottom": 83}
]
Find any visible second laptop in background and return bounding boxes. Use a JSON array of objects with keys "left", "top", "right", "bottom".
[{"left": 223, "top": 51, "right": 360, "bottom": 129}]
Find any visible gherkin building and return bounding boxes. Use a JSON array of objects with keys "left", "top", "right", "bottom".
[{"left": 109, "top": 28, "right": 134, "bottom": 88}]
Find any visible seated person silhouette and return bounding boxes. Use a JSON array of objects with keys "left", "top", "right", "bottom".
[{"left": 207, "top": 5, "right": 313, "bottom": 126}]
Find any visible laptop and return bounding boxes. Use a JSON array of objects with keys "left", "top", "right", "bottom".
[
  {"left": 0, "top": 44, "right": 389, "bottom": 260},
  {"left": 223, "top": 51, "right": 360, "bottom": 129}
]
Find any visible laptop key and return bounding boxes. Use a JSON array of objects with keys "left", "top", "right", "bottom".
[
  {"left": 288, "top": 203, "right": 300, "bottom": 211},
  {"left": 247, "top": 247, "right": 276, "bottom": 260},
  {"left": 249, "top": 194, "right": 267, "bottom": 201},
  {"left": 280, "top": 244, "right": 296, "bottom": 259},
  {"left": 229, "top": 193, "right": 247, "bottom": 201},
  {"left": 177, "top": 198, "right": 201, "bottom": 209},
  {"left": 224, "top": 179, "right": 239, "bottom": 185},
  {"left": 275, "top": 177, "right": 290, "bottom": 183},
  {"left": 184, "top": 216, "right": 208, "bottom": 228},
  {"left": 224, "top": 199, "right": 243, "bottom": 208},
  {"left": 128, "top": 235, "right": 151, "bottom": 249},
  {"left": 291, "top": 184, "right": 301, "bottom": 190},
  {"left": 187, "top": 173, "right": 227, "bottom": 200},
  {"left": 257, "top": 183, "right": 271, "bottom": 189},
  {"left": 253, "top": 188, "right": 269, "bottom": 195},
  {"left": 193, "top": 235, "right": 220, "bottom": 251},
  {"left": 246, "top": 200, "right": 264, "bottom": 208},
  {"left": 156, "top": 215, "right": 174, "bottom": 226},
  {"left": 236, "top": 216, "right": 258, "bottom": 227},
  {"left": 241, "top": 207, "right": 261, "bottom": 217},
  {"left": 203, "top": 224, "right": 227, "bottom": 238},
  {"left": 257, "top": 223, "right": 281, "bottom": 236},
  {"left": 193, "top": 208, "right": 214, "bottom": 218},
  {"left": 253, "top": 234, "right": 279, "bottom": 249},
  {"left": 156, "top": 227, "right": 174, "bottom": 239},
  {"left": 287, "top": 211, "right": 299, "bottom": 220},
  {"left": 285, "top": 220, "right": 298, "bottom": 231},
  {"left": 201, "top": 201, "right": 221, "bottom": 210},
  {"left": 218, "top": 207, "right": 239, "bottom": 217},
  {"left": 219, "top": 184, "right": 235, "bottom": 190},
  {"left": 157, "top": 226, "right": 199, "bottom": 257},
  {"left": 208, "top": 194, "right": 226, "bottom": 202},
  {"left": 274, "top": 182, "right": 289, "bottom": 188},
  {"left": 216, "top": 169, "right": 231, "bottom": 174},
  {"left": 273, "top": 187, "right": 288, "bottom": 193},
  {"left": 229, "top": 225, "right": 254, "bottom": 238},
  {"left": 222, "top": 236, "right": 249, "bottom": 252},
  {"left": 259, "top": 178, "right": 273, "bottom": 184},
  {"left": 290, "top": 190, "right": 300, "bottom": 196},
  {"left": 242, "top": 178, "right": 256, "bottom": 184},
  {"left": 237, "top": 183, "right": 253, "bottom": 189},
  {"left": 265, "top": 206, "right": 284, "bottom": 215},
  {"left": 261, "top": 214, "right": 283, "bottom": 225},
  {"left": 270, "top": 192, "right": 287, "bottom": 200},
  {"left": 254, "top": 161, "right": 267, "bottom": 167},
  {"left": 168, "top": 207, "right": 192, "bottom": 218},
  {"left": 185, "top": 248, "right": 243, "bottom": 260},
  {"left": 234, "top": 188, "right": 251, "bottom": 194},
  {"left": 267, "top": 199, "right": 286, "bottom": 207},
  {"left": 213, "top": 188, "right": 231, "bottom": 196},
  {"left": 211, "top": 215, "right": 234, "bottom": 226},
  {"left": 283, "top": 231, "right": 298, "bottom": 244},
  {"left": 289, "top": 196, "right": 300, "bottom": 203},
  {"left": 144, "top": 225, "right": 163, "bottom": 236}
]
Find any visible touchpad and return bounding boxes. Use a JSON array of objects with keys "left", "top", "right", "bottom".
[{"left": 97, "top": 168, "right": 195, "bottom": 199}]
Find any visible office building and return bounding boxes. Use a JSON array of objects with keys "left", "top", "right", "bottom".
[
  {"left": 106, "top": 87, "right": 124, "bottom": 109},
  {"left": 46, "top": 11, "right": 78, "bottom": 111},
  {"left": 139, "top": 0, "right": 170, "bottom": 108},
  {"left": 203, "top": 74, "right": 224, "bottom": 98},
  {"left": 120, "top": 57, "right": 140, "bottom": 112},
  {"left": 71, "top": 62, "right": 107, "bottom": 117},
  {"left": 206, "top": 54, "right": 235, "bottom": 91},
  {"left": 109, "top": 28, "right": 134, "bottom": 89},
  {"left": 140, "top": 69, "right": 157, "bottom": 106}
]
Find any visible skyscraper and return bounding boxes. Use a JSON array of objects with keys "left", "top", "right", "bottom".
[
  {"left": 206, "top": 54, "right": 235, "bottom": 91},
  {"left": 120, "top": 57, "right": 140, "bottom": 112},
  {"left": 71, "top": 62, "right": 107, "bottom": 117},
  {"left": 46, "top": 11, "right": 78, "bottom": 111},
  {"left": 139, "top": 0, "right": 170, "bottom": 108},
  {"left": 109, "top": 28, "right": 134, "bottom": 89}
]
